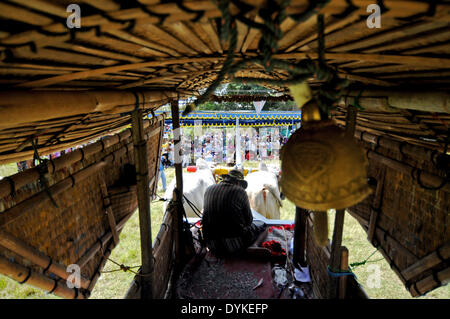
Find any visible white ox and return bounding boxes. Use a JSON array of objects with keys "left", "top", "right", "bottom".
[
  {"left": 163, "top": 158, "right": 216, "bottom": 217},
  {"left": 245, "top": 162, "right": 283, "bottom": 219}
]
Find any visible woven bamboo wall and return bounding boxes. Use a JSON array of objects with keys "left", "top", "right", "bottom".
[
  {"left": 124, "top": 200, "right": 176, "bottom": 299},
  {"left": 347, "top": 135, "right": 449, "bottom": 297},
  {"left": 0, "top": 115, "right": 164, "bottom": 298},
  {"left": 305, "top": 214, "right": 368, "bottom": 299},
  {"left": 152, "top": 203, "right": 175, "bottom": 299}
]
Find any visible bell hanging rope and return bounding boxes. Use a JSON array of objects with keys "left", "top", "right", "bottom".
[{"left": 280, "top": 13, "right": 371, "bottom": 242}]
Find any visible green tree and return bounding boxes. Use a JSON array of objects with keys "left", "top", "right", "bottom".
[{"left": 195, "top": 83, "right": 296, "bottom": 111}]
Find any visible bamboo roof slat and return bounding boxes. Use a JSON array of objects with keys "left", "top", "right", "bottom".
[
  {"left": 308, "top": 18, "right": 403, "bottom": 52},
  {"left": 286, "top": 10, "right": 362, "bottom": 52},
  {"left": 8, "top": 47, "right": 120, "bottom": 67},
  {"left": 331, "top": 20, "right": 448, "bottom": 52},
  {"left": 351, "top": 64, "right": 438, "bottom": 74},
  {"left": 102, "top": 29, "right": 181, "bottom": 57},
  {"left": 366, "top": 27, "right": 450, "bottom": 53},
  {"left": 198, "top": 20, "right": 223, "bottom": 53},
  {"left": 0, "top": 2, "right": 53, "bottom": 26},
  {"left": 75, "top": 33, "right": 170, "bottom": 59},
  {"left": 166, "top": 21, "right": 212, "bottom": 55},
  {"left": 82, "top": 0, "right": 121, "bottom": 12},
  {"left": 379, "top": 70, "right": 450, "bottom": 79},
  {"left": 134, "top": 24, "right": 194, "bottom": 55},
  {"left": 276, "top": 52, "right": 450, "bottom": 68},
  {"left": 402, "top": 42, "right": 450, "bottom": 55},
  {"left": 278, "top": 13, "right": 318, "bottom": 50},
  {"left": 8, "top": 0, "right": 68, "bottom": 18},
  {"left": 240, "top": 24, "right": 260, "bottom": 53},
  {"left": 15, "top": 57, "right": 223, "bottom": 88},
  {"left": 52, "top": 42, "right": 146, "bottom": 63}
]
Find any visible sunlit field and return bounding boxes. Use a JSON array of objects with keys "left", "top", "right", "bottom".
[{"left": 0, "top": 161, "right": 448, "bottom": 299}]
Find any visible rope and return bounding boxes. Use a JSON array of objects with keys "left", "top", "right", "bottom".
[
  {"left": 349, "top": 248, "right": 384, "bottom": 269},
  {"left": 102, "top": 257, "right": 153, "bottom": 277},
  {"left": 327, "top": 248, "right": 384, "bottom": 278},
  {"left": 183, "top": 194, "right": 203, "bottom": 218},
  {"left": 31, "top": 139, "right": 58, "bottom": 208},
  {"left": 327, "top": 266, "right": 356, "bottom": 278},
  {"left": 152, "top": 193, "right": 168, "bottom": 203},
  {"left": 352, "top": 89, "right": 365, "bottom": 110}
]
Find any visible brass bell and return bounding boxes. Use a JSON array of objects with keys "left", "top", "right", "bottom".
[{"left": 280, "top": 100, "right": 372, "bottom": 211}]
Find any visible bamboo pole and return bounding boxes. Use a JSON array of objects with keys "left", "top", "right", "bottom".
[
  {"left": 0, "top": 230, "right": 90, "bottom": 289},
  {"left": 367, "top": 150, "right": 450, "bottom": 193},
  {"left": 412, "top": 267, "right": 450, "bottom": 297},
  {"left": 153, "top": 210, "right": 173, "bottom": 253},
  {"left": 293, "top": 206, "right": 308, "bottom": 267},
  {"left": 327, "top": 209, "right": 346, "bottom": 299},
  {"left": 0, "top": 90, "right": 171, "bottom": 130},
  {"left": 131, "top": 108, "right": 154, "bottom": 300},
  {"left": 170, "top": 100, "right": 184, "bottom": 268},
  {"left": 402, "top": 242, "right": 450, "bottom": 281},
  {"left": 100, "top": 179, "right": 120, "bottom": 245},
  {"left": 354, "top": 130, "right": 438, "bottom": 163},
  {"left": 0, "top": 256, "right": 86, "bottom": 299},
  {"left": 152, "top": 113, "right": 165, "bottom": 195},
  {"left": 338, "top": 246, "right": 349, "bottom": 299},
  {"left": 326, "top": 104, "right": 357, "bottom": 298},
  {"left": 367, "top": 167, "right": 386, "bottom": 244},
  {"left": 342, "top": 90, "right": 450, "bottom": 114},
  {"left": 124, "top": 278, "right": 140, "bottom": 299}
]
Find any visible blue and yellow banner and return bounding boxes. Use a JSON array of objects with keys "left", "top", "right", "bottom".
[{"left": 153, "top": 110, "right": 302, "bottom": 127}]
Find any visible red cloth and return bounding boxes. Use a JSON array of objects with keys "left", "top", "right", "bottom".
[
  {"left": 186, "top": 166, "right": 197, "bottom": 172},
  {"left": 261, "top": 240, "right": 286, "bottom": 256}
]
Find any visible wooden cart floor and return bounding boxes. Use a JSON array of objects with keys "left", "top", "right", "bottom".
[{"left": 176, "top": 251, "right": 314, "bottom": 299}]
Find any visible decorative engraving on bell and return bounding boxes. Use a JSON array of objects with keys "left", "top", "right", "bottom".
[{"left": 280, "top": 102, "right": 372, "bottom": 211}]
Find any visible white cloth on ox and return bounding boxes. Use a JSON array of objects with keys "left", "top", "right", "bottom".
[
  {"left": 245, "top": 170, "right": 282, "bottom": 219},
  {"left": 163, "top": 159, "right": 216, "bottom": 218}
]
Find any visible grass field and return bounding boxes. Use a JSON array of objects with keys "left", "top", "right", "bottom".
[{"left": 0, "top": 162, "right": 448, "bottom": 299}]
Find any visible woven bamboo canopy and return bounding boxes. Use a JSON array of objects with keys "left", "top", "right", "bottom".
[
  {"left": 0, "top": 0, "right": 449, "bottom": 163},
  {"left": 0, "top": 0, "right": 449, "bottom": 299}
]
